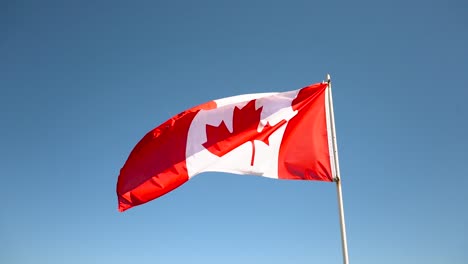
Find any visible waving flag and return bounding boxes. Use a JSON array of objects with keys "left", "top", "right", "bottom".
[{"left": 117, "top": 82, "right": 337, "bottom": 212}]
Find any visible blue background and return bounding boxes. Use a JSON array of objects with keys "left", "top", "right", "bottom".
[{"left": 1, "top": 1, "right": 467, "bottom": 263}]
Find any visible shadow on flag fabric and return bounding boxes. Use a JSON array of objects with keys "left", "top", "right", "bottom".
[{"left": 117, "top": 82, "right": 337, "bottom": 212}]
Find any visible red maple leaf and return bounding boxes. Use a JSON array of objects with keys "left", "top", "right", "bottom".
[{"left": 202, "top": 100, "right": 286, "bottom": 166}]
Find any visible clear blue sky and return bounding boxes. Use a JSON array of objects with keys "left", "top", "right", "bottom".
[{"left": 1, "top": 1, "right": 467, "bottom": 263}]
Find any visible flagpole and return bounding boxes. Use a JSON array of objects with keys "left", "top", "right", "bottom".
[{"left": 326, "top": 74, "right": 349, "bottom": 264}]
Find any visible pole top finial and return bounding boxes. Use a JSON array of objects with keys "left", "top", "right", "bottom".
[{"left": 326, "top": 74, "right": 331, "bottom": 83}]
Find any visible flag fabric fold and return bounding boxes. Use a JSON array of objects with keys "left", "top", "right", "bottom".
[{"left": 117, "top": 82, "right": 336, "bottom": 212}]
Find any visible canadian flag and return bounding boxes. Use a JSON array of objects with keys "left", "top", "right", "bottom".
[{"left": 117, "top": 82, "right": 337, "bottom": 212}]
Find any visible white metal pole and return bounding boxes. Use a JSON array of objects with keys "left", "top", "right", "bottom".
[
  {"left": 336, "top": 178, "right": 349, "bottom": 264},
  {"left": 326, "top": 74, "right": 349, "bottom": 264}
]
